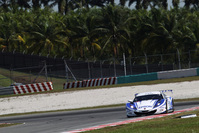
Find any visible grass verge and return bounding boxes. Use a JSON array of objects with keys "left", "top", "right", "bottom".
[
  {"left": 86, "top": 110, "right": 199, "bottom": 133},
  {"left": 0, "top": 74, "right": 13, "bottom": 87},
  {"left": 1, "top": 109, "right": 199, "bottom": 130},
  {"left": 0, "top": 123, "right": 21, "bottom": 128}
]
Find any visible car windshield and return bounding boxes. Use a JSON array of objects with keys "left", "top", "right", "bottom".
[{"left": 133, "top": 94, "right": 163, "bottom": 102}]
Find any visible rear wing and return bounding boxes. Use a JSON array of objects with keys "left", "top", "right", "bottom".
[
  {"left": 161, "top": 90, "right": 173, "bottom": 94},
  {"left": 161, "top": 90, "right": 173, "bottom": 99},
  {"left": 134, "top": 90, "right": 173, "bottom": 97}
]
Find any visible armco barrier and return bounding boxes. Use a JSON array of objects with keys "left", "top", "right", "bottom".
[
  {"left": 63, "top": 67, "right": 199, "bottom": 89},
  {"left": 117, "top": 72, "right": 158, "bottom": 84},
  {"left": 197, "top": 68, "right": 199, "bottom": 76},
  {"left": 0, "top": 87, "right": 14, "bottom": 96},
  {"left": 157, "top": 68, "right": 198, "bottom": 79},
  {"left": 84, "top": 77, "right": 117, "bottom": 87},
  {"left": 117, "top": 67, "right": 199, "bottom": 84},
  {"left": 13, "top": 82, "right": 53, "bottom": 94},
  {"left": 64, "top": 81, "right": 84, "bottom": 89},
  {"left": 64, "top": 77, "right": 117, "bottom": 89}
]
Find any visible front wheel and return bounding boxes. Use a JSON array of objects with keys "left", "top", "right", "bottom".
[{"left": 127, "top": 115, "right": 131, "bottom": 118}]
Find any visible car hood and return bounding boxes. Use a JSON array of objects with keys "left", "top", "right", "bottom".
[{"left": 134, "top": 100, "right": 158, "bottom": 110}]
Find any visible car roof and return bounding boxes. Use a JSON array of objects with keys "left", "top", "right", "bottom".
[{"left": 135, "top": 91, "right": 162, "bottom": 97}]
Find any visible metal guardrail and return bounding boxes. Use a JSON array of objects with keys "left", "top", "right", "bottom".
[{"left": 0, "top": 87, "right": 14, "bottom": 96}]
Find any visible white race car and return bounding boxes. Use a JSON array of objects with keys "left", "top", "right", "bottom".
[{"left": 126, "top": 91, "right": 174, "bottom": 117}]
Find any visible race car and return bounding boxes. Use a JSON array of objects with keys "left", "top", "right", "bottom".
[{"left": 126, "top": 90, "right": 174, "bottom": 118}]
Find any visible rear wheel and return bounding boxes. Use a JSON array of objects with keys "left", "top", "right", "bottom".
[
  {"left": 167, "top": 99, "right": 174, "bottom": 113},
  {"left": 170, "top": 100, "right": 174, "bottom": 113}
]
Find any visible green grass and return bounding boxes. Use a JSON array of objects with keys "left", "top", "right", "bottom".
[
  {"left": 0, "top": 67, "right": 71, "bottom": 91},
  {"left": 0, "top": 74, "right": 13, "bottom": 87},
  {"left": 86, "top": 110, "right": 199, "bottom": 133},
  {"left": 0, "top": 123, "right": 20, "bottom": 128}
]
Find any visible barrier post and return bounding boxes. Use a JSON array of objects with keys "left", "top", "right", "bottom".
[
  {"left": 177, "top": 48, "right": 181, "bottom": 69},
  {"left": 88, "top": 61, "right": 91, "bottom": 79},
  {"left": 145, "top": 53, "right": 148, "bottom": 73},
  {"left": 100, "top": 61, "right": 103, "bottom": 78},
  {"left": 123, "top": 53, "right": 126, "bottom": 76},
  {"left": 114, "top": 58, "right": 116, "bottom": 77}
]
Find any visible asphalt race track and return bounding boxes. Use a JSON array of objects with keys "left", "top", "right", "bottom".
[{"left": 0, "top": 101, "right": 199, "bottom": 133}]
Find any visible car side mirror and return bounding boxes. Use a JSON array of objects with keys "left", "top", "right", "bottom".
[{"left": 128, "top": 100, "right": 133, "bottom": 103}]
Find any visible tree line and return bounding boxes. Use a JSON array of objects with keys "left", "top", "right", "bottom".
[
  {"left": 1, "top": 0, "right": 199, "bottom": 14},
  {"left": 0, "top": 1, "right": 199, "bottom": 62}
]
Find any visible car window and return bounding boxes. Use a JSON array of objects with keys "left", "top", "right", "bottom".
[{"left": 133, "top": 94, "right": 163, "bottom": 102}]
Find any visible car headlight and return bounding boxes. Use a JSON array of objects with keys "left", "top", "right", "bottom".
[
  {"left": 130, "top": 104, "right": 136, "bottom": 109},
  {"left": 126, "top": 103, "right": 136, "bottom": 110}
]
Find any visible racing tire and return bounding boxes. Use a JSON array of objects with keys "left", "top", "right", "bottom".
[
  {"left": 170, "top": 100, "right": 174, "bottom": 113},
  {"left": 127, "top": 115, "right": 131, "bottom": 118}
]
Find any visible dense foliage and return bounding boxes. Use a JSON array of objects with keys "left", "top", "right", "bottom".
[{"left": 0, "top": 0, "right": 199, "bottom": 61}]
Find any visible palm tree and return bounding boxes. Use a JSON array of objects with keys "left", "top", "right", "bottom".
[
  {"left": 89, "top": 0, "right": 106, "bottom": 7},
  {"left": 0, "top": 11, "right": 22, "bottom": 52},
  {"left": 133, "top": 9, "right": 178, "bottom": 55},
  {"left": 176, "top": 10, "right": 199, "bottom": 51},
  {"left": 128, "top": 0, "right": 154, "bottom": 9},
  {"left": 192, "top": 0, "right": 199, "bottom": 9},
  {"left": 128, "top": 0, "right": 150, "bottom": 9},
  {"left": 27, "top": 9, "right": 68, "bottom": 56},
  {"left": 60, "top": 8, "right": 102, "bottom": 59},
  {"left": 184, "top": 0, "right": 192, "bottom": 8},
  {"left": 31, "top": 0, "right": 53, "bottom": 9},
  {"left": 119, "top": 0, "right": 127, "bottom": 6},
  {"left": 0, "top": 0, "right": 11, "bottom": 10},
  {"left": 50, "top": 0, "right": 82, "bottom": 15},
  {"left": 142, "top": 0, "right": 150, "bottom": 9},
  {"left": 95, "top": 5, "right": 131, "bottom": 58},
  {"left": 162, "top": 0, "right": 168, "bottom": 9},
  {"left": 172, "top": 0, "right": 179, "bottom": 8},
  {"left": 128, "top": 0, "right": 137, "bottom": 8},
  {"left": 57, "top": 0, "right": 66, "bottom": 14},
  {"left": 107, "top": 0, "right": 115, "bottom": 6},
  {"left": 17, "top": 0, "right": 31, "bottom": 9},
  {"left": 134, "top": 0, "right": 141, "bottom": 9},
  {"left": 31, "top": 0, "right": 40, "bottom": 9}
]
